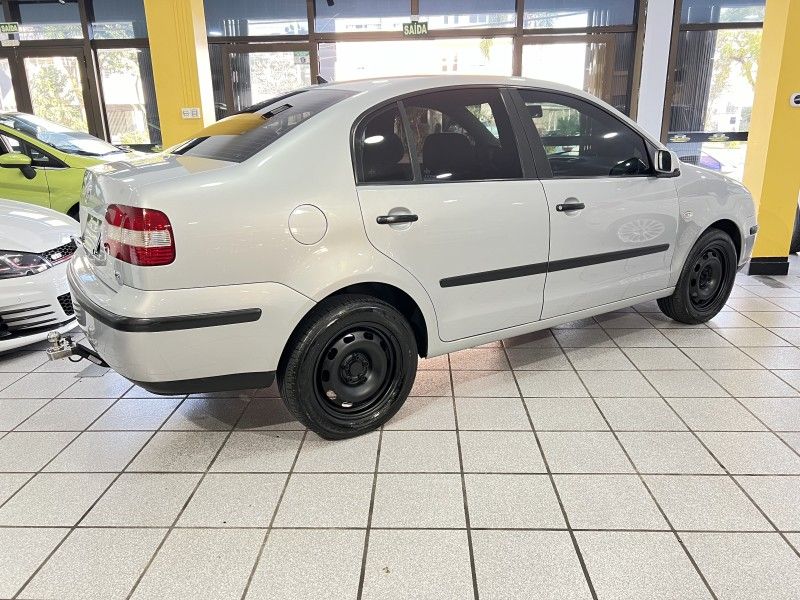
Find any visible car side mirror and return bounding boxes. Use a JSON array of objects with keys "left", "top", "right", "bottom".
[
  {"left": 0, "top": 152, "right": 36, "bottom": 179},
  {"left": 655, "top": 149, "right": 679, "bottom": 177}
]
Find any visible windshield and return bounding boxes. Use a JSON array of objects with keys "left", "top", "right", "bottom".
[
  {"left": 170, "top": 88, "right": 355, "bottom": 163},
  {"left": 0, "top": 113, "right": 122, "bottom": 157}
]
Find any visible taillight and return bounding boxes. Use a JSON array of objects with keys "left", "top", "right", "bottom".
[{"left": 103, "top": 204, "right": 175, "bottom": 266}]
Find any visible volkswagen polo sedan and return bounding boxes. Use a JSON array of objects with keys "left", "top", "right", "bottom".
[{"left": 64, "top": 76, "right": 756, "bottom": 438}]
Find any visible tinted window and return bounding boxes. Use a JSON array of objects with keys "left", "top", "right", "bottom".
[
  {"left": 523, "top": 0, "right": 635, "bottom": 28},
  {"left": 205, "top": 0, "right": 308, "bottom": 36},
  {"left": 356, "top": 103, "right": 413, "bottom": 184},
  {"left": 90, "top": 0, "right": 148, "bottom": 39},
  {"left": 171, "top": 88, "right": 353, "bottom": 163},
  {"left": 519, "top": 89, "right": 651, "bottom": 178},
  {"left": 681, "top": 0, "right": 764, "bottom": 24},
  {"left": 403, "top": 88, "right": 522, "bottom": 181}
]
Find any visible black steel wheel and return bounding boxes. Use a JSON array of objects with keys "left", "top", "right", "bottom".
[
  {"left": 658, "top": 228, "right": 737, "bottom": 324},
  {"left": 278, "top": 294, "right": 417, "bottom": 439}
]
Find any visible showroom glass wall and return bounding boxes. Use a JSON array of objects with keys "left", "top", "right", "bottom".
[
  {"left": 205, "top": 0, "right": 646, "bottom": 120},
  {"left": 0, "top": 0, "right": 161, "bottom": 149},
  {"left": 663, "top": 0, "right": 764, "bottom": 181}
]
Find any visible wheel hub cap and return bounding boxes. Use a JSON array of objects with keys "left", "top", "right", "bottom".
[
  {"left": 340, "top": 351, "right": 371, "bottom": 385},
  {"left": 316, "top": 327, "right": 395, "bottom": 415},
  {"left": 688, "top": 247, "right": 726, "bottom": 309}
]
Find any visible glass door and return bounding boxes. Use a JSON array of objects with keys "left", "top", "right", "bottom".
[
  {"left": 1, "top": 46, "right": 98, "bottom": 134},
  {"left": 22, "top": 49, "right": 93, "bottom": 132},
  {"left": 222, "top": 44, "right": 312, "bottom": 115}
]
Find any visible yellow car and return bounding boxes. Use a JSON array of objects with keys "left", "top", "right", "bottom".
[{"left": 0, "top": 112, "right": 134, "bottom": 219}]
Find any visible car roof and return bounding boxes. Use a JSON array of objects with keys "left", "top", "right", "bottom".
[
  {"left": 313, "top": 74, "right": 659, "bottom": 147},
  {"left": 320, "top": 74, "right": 583, "bottom": 96}
]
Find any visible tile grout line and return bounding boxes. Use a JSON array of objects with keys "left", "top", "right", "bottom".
[
  {"left": 123, "top": 399, "right": 253, "bottom": 600},
  {"left": 449, "top": 355, "right": 481, "bottom": 600},
  {"left": 0, "top": 383, "right": 138, "bottom": 514},
  {"left": 582, "top": 317, "right": 722, "bottom": 600},
  {"left": 238, "top": 427, "right": 309, "bottom": 600},
  {"left": 354, "top": 425, "right": 384, "bottom": 600},
  {"left": 662, "top": 342, "right": 800, "bottom": 560},
  {"left": 499, "top": 341, "right": 599, "bottom": 600},
  {"left": 8, "top": 380, "right": 156, "bottom": 600}
]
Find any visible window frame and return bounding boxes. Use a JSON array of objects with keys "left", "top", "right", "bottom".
[
  {"left": 0, "top": 129, "right": 67, "bottom": 168},
  {"left": 351, "top": 84, "right": 537, "bottom": 186},
  {"left": 510, "top": 87, "right": 655, "bottom": 180}
]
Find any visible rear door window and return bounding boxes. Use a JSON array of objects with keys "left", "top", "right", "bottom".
[
  {"left": 355, "top": 103, "right": 414, "bottom": 184},
  {"left": 403, "top": 88, "right": 523, "bottom": 182}
]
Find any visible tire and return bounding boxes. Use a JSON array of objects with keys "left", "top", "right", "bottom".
[
  {"left": 278, "top": 294, "right": 418, "bottom": 439},
  {"left": 658, "top": 228, "right": 738, "bottom": 324},
  {"left": 790, "top": 207, "right": 800, "bottom": 254}
]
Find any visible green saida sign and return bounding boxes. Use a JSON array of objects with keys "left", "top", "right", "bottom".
[
  {"left": 0, "top": 22, "right": 19, "bottom": 34},
  {"left": 402, "top": 21, "right": 429, "bottom": 37}
]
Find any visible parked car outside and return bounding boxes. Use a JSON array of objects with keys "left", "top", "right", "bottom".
[
  {"left": 64, "top": 75, "right": 757, "bottom": 438},
  {"left": 0, "top": 198, "right": 79, "bottom": 352},
  {"left": 0, "top": 112, "right": 135, "bottom": 219}
]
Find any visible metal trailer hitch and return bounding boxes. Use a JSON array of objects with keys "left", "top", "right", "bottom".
[{"left": 46, "top": 331, "right": 109, "bottom": 367}]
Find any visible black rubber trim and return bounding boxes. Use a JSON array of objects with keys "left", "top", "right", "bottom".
[
  {"left": 749, "top": 225, "right": 759, "bottom": 235},
  {"left": 67, "top": 268, "right": 261, "bottom": 333},
  {"left": 441, "top": 263, "right": 547, "bottom": 288},
  {"left": 549, "top": 244, "right": 670, "bottom": 272},
  {"left": 130, "top": 372, "right": 275, "bottom": 395},
  {"left": 440, "top": 244, "right": 670, "bottom": 288}
]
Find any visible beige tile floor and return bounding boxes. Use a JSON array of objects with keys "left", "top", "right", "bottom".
[{"left": 2, "top": 263, "right": 800, "bottom": 599}]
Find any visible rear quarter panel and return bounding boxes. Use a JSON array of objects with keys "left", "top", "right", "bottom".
[{"left": 101, "top": 108, "right": 440, "bottom": 351}]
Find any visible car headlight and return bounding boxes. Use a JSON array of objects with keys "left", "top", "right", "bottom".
[{"left": 0, "top": 251, "right": 52, "bottom": 279}]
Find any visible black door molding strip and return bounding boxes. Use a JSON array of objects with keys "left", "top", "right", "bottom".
[{"left": 439, "top": 244, "right": 670, "bottom": 288}]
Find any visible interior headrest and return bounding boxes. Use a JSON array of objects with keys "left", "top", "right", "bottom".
[
  {"left": 422, "top": 132, "right": 474, "bottom": 177},
  {"left": 363, "top": 133, "right": 404, "bottom": 167}
]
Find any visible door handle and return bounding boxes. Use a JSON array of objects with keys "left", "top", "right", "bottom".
[
  {"left": 376, "top": 214, "right": 419, "bottom": 225},
  {"left": 556, "top": 202, "right": 585, "bottom": 212}
]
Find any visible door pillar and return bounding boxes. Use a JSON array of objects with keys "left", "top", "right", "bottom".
[
  {"left": 743, "top": 0, "right": 800, "bottom": 275},
  {"left": 143, "top": 0, "right": 215, "bottom": 147}
]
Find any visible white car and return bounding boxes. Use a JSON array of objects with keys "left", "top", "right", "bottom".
[
  {"left": 65, "top": 76, "right": 757, "bottom": 438},
  {"left": 1, "top": 198, "right": 79, "bottom": 352}
]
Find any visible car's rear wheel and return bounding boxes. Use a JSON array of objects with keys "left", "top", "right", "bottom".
[
  {"left": 278, "top": 294, "right": 417, "bottom": 439},
  {"left": 657, "top": 228, "right": 737, "bottom": 324}
]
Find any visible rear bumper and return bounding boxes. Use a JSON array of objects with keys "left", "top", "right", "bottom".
[{"left": 67, "top": 253, "right": 314, "bottom": 391}]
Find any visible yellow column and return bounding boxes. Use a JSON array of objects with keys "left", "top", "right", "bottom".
[
  {"left": 143, "top": 0, "right": 216, "bottom": 147},
  {"left": 742, "top": 0, "right": 800, "bottom": 275}
]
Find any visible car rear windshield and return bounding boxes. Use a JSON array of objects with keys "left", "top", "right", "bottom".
[{"left": 170, "top": 88, "right": 354, "bottom": 163}]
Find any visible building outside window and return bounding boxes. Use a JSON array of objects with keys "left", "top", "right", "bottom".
[
  {"left": 664, "top": 0, "right": 765, "bottom": 181},
  {"left": 206, "top": 0, "right": 645, "bottom": 120}
]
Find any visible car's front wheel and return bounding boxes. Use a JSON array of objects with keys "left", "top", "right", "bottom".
[
  {"left": 278, "top": 294, "right": 418, "bottom": 439},
  {"left": 658, "top": 228, "right": 738, "bottom": 324}
]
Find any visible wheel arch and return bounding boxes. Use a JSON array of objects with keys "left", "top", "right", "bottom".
[
  {"left": 326, "top": 282, "right": 429, "bottom": 358},
  {"left": 707, "top": 218, "right": 742, "bottom": 260},
  {"left": 278, "top": 282, "right": 431, "bottom": 379}
]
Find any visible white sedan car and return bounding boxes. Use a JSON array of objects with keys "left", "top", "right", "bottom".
[
  {"left": 65, "top": 75, "right": 757, "bottom": 438},
  {"left": 1, "top": 198, "right": 78, "bottom": 352}
]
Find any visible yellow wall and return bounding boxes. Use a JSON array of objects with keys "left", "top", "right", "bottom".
[
  {"left": 143, "top": 0, "right": 216, "bottom": 147},
  {"left": 742, "top": 0, "right": 800, "bottom": 258}
]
